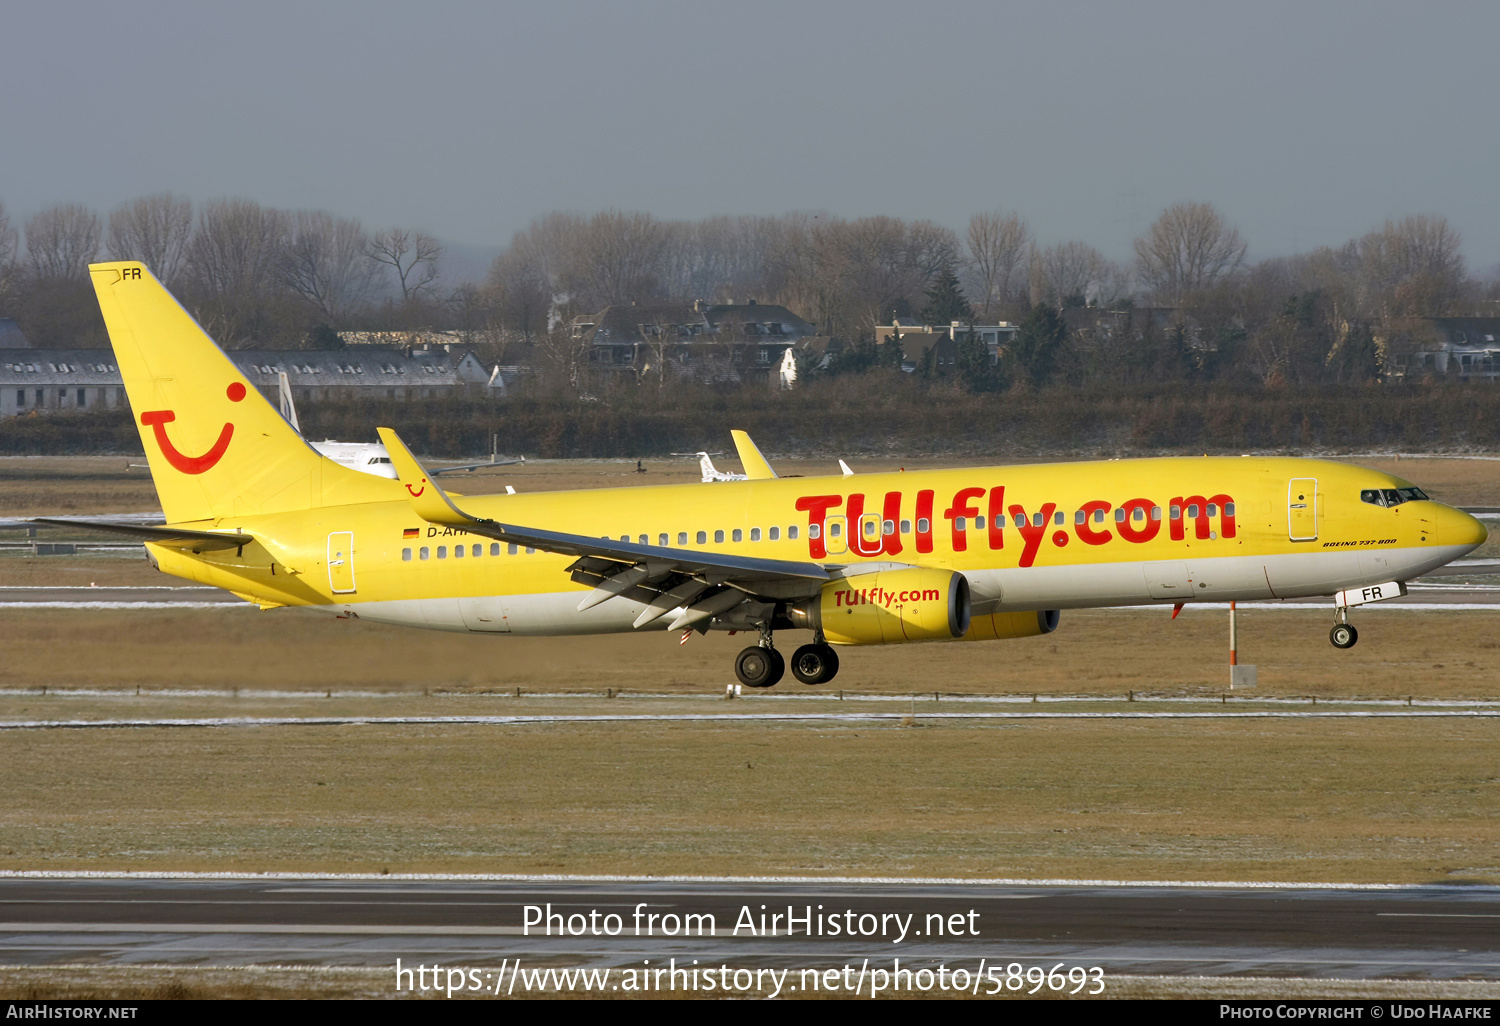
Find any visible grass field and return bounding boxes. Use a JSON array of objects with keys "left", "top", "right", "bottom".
[{"left": 3, "top": 713, "right": 1497, "bottom": 883}]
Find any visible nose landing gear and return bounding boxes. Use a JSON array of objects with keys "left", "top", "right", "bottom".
[{"left": 1329, "top": 607, "right": 1358, "bottom": 649}]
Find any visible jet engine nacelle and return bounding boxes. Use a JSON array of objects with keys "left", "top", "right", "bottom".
[
  {"left": 960, "top": 608, "right": 1060, "bottom": 641},
  {"left": 791, "top": 568, "right": 971, "bottom": 645}
]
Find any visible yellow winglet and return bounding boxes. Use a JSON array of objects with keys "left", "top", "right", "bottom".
[
  {"left": 377, "top": 427, "right": 476, "bottom": 527},
  {"left": 730, "top": 429, "right": 777, "bottom": 480}
]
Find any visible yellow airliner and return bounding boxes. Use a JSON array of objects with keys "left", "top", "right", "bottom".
[{"left": 70, "top": 261, "right": 1488, "bottom": 687}]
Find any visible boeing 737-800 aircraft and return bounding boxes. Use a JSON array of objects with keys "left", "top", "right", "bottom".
[{"left": 59, "top": 262, "right": 1488, "bottom": 688}]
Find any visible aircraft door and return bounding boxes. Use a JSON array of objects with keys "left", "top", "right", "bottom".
[
  {"left": 327, "top": 531, "right": 355, "bottom": 593},
  {"left": 1144, "top": 561, "right": 1191, "bottom": 600},
  {"left": 1288, "top": 478, "right": 1318, "bottom": 542},
  {"left": 459, "top": 596, "right": 512, "bottom": 633},
  {"left": 824, "top": 516, "right": 848, "bottom": 555}
]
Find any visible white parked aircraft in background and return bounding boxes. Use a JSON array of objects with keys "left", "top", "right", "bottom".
[{"left": 277, "top": 371, "right": 523, "bottom": 480}]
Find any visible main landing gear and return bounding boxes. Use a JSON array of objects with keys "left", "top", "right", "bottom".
[
  {"left": 735, "top": 644, "right": 784, "bottom": 688},
  {"left": 790, "top": 641, "right": 839, "bottom": 685},
  {"left": 1329, "top": 607, "right": 1358, "bottom": 649},
  {"left": 734, "top": 630, "right": 841, "bottom": 688}
]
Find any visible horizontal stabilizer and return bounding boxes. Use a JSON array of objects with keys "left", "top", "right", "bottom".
[{"left": 27, "top": 517, "right": 251, "bottom": 550}]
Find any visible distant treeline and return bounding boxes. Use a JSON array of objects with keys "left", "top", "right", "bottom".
[{"left": 7, "top": 380, "right": 1500, "bottom": 459}]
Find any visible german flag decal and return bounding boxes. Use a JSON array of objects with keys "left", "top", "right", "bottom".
[{"left": 403, "top": 527, "right": 420, "bottom": 538}]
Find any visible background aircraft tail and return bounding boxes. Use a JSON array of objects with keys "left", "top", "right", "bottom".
[{"left": 89, "top": 261, "right": 396, "bottom": 523}]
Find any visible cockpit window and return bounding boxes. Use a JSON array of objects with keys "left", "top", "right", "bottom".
[{"left": 1361, "top": 487, "right": 1431, "bottom": 508}]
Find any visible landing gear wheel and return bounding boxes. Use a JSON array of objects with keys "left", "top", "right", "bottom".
[
  {"left": 736, "top": 645, "right": 785, "bottom": 688},
  {"left": 790, "top": 643, "right": 840, "bottom": 685},
  {"left": 1329, "top": 624, "right": 1358, "bottom": 649}
]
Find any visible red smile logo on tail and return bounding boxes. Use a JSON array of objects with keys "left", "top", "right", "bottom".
[{"left": 140, "top": 382, "right": 246, "bottom": 475}]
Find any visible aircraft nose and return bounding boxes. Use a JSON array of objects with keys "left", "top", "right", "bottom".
[{"left": 1439, "top": 504, "right": 1488, "bottom": 551}]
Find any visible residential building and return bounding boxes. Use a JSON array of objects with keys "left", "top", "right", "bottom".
[{"left": 571, "top": 300, "right": 818, "bottom": 386}]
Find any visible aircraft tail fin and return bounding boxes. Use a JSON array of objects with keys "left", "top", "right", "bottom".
[{"left": 89, "top": 262, "right": 397, "bottom": 523}]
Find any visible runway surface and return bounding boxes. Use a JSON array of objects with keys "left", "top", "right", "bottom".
[{"left": 1, "top": 877, "right": 1496, "bottom": 981}]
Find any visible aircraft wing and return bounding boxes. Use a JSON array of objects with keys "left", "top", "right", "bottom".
[
  {"left": 429, "top": 456, "right": 526, "bottom": 476},
  {"left": 379, "top": 427, "right": 829, "bottom": 628}
]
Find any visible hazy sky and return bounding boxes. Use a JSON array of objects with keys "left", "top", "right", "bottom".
[{"left": 6, "top": 0, "right": 1498, "bottom": 278}]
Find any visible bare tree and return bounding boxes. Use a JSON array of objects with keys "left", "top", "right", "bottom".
[
  {"left": 107, "top": 194, "right": 193, "bottom": 283},
  {"left": 0, "top": 201, "right": 17, "bottom": 305},
  {"left": 965, "top": 211, "right": 1030, "bottom": 317},
  {"left": 1134, "top": 202, "right": 1247, "bottom": 304},
  {"left": 563, "top": 210, "right": 671, "bottom": 308},
  {"left": 1030, "top": 241, "right": 1109, "bottom": 307},
  {"left": 906, "top": 220, "right": 963, "bottom": 289},
  {"left": 487, "top": 246, "right": 553, "bottom": 341},
  {"left": 279, "top": 211, "right": 379, "bottom": 322},
  {"left": 25, "top": 204, "right": 101, "bottom": 281},
  {"left": 1355, "top": 215, "right": 1468, "bottom": 320},
  {"left": 184, "top": 198, "right": 289, "bottom": 344},
  {"left": 367, "top": 228, "right": 442, "bottom": 302}
]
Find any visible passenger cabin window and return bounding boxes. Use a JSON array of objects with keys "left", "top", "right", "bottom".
[
  {"left": 714, "top": 530, "right": 725, "bottom": 543},
  {"left": 678, "top": 532, "right": 688, "bottom": 545},
  {"left": 788, "top": 526, "right": 799, "bottom": 539},
  {"left": 402, "top": 548, "right": 412, "bottom": 561},
  {"left": 697, "top": 531, "right": 707, "bottom": 544},
  {"left": 769, "top": 526, "right": 780, "bottom": 540}
]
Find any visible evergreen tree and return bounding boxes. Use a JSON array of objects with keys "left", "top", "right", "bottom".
[
  {"left": 919, "top": 267, "right": 974, "bottom": 325},
  {"left": 955, "top": 329, "right": 1006, "bottom": 393},
  {"left": 1010, "top": 304, "right": 1066, "bottom": 387},
  {"left": 306, "top": 323, "right": 345, "bottom": 350}
]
